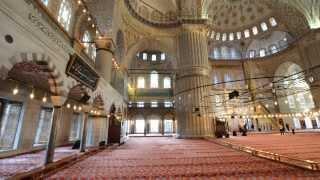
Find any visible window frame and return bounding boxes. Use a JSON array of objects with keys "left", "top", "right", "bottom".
[
  {"left": 163, "top": 77, "right": 171, "bottom": 89},
  {"left": 150, "top": 71, "right": 159, "bottom": 88},
  {"left": 244, "top": 29, "right": 250, "bottom": 38},
  {"left": 57, "top": 0, "right": 72, "bottom": 31},
  {"left": 252, "top": 26, "right": 259, "bottom": 35},
  {"left": 0, "top": 99, "right": 24, "bottom": 152},
  {"left": 269, "top": 17, "right": 277, "bottom": 27},
  {"left": 260, "top": 22, "right": 268, "bottom": 31},
  {"left": 259, "top": 48, "right": 266, "bottom": 57},
  {"left": 137, "top": 77, "right": 145, "bottom": 89},
  {"left": 34, "top": 107, "right": 53, "bottom": 146}
]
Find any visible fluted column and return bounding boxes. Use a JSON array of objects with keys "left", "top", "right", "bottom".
[
  {"left": 175, "top": 25, "right": 214, "bottom": 138},
  {"left": 95, "top": 38, "right": 114, "bottom": 83}
]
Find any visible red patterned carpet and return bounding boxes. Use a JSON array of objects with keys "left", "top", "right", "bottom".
[
  {"left": 48, "top": 137, "right": 320, "bottom": 179},
  {"left": 222, "top": 133, "right": 320, "bottom": 162},
  {"left": 0, "top": 146, "right": 77, "bottom": 179}
]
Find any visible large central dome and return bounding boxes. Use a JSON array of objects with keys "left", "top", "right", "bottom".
[
  {"left": 207, "top": 0, "right": 273, "bottom": 31},
  {"left": 126, "top": 0, "right": 274, "bottom": 31}
]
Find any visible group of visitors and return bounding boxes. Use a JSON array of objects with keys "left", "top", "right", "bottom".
[{"left": 279, "top": 120, "right": 295, "bottom": 135}]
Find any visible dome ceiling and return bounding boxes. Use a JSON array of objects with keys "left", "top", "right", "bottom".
[
  {"left": 84, "top": 0, "right": 115, "bottom": 35},
  {"left": 140, "top": 0, "right": 178, "bottom": 13},
  {"left": 85, "top": 0, "right": 312, "bottom": 37},
  {"left": 126, "top": 0, "right": 275, "bottom": 31},
  {"left": 207, "top": 0, "right": 273, "bottom": 31}
]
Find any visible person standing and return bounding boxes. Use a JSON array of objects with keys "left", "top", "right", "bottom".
[{"left": 285, "top": 123, "right": 290, "bottom": 131}]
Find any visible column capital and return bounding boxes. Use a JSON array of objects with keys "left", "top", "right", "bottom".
[
  {"left": 50, "top": 96, "right": 67, "bottom": 107},
  {"left": 95, "top": 37, "right": 115, "bottom": 52},
  {"left": 181, "top": 24, "right": 208, "bottom": 34}
]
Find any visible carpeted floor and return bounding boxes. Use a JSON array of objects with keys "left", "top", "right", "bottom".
[
  {"left": 0, "top": 146, "right": 77, "bottom": 179},
  {"left": 48, "top": 137, "right": 320, "bottom": 179},
  {"left": 222, "top": 133, "right": 320, "bottom": 162}
]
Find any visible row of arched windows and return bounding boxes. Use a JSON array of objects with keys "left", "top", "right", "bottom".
[
  {"left": 137, "top": 52, "right": 166, "bottom": 61},
  {"left": 209, "top": 17, "right": 278, "bottom": 42},
  {"left": 41, "top": 0, "right": 72, "bottom": 31},
  {"left": 137, "top": 71, "right": 171, "bottom": 89},
  {"left": 40, "top": 0, "right": 97, "bottom": 62}
]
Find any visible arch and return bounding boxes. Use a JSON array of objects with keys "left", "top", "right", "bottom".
[
  {"left": 4, "top": 52, "right": 66, "bottom": 95},
  {"left": 274, "top": 62, "right": 315, "bottom": 124},
  {"left": 72, "top": 6, "right": 97, "bottom": 44},
  {"left": 67, "top": 84, "right": 91, "bottom": 103},
  {"left": 123, "top": 37, "right": 177, "bottom": 69},
  {"left": 163, "top": 112, "right": 175, "bottom": 120}
]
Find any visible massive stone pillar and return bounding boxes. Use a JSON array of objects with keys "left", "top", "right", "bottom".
[
  {"left": 45, "top": 96, "right": 66, "bottom": 165},
  {"left": 95, "top": 38, "right": 114, "bottom": 83},
  {"left": 175, "top": 25, "right": 214, "bottom": 138}
]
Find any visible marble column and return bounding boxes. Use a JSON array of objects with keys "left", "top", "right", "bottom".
[
  {"left": 175, "top": 25, "right": 215, "bottom": 138},
  {"left": 172, "top": 118, "right": 176, "bottom": 134},
  {"left": 95, "top": 38, "right": 114, "bottom": 83},
  {"left": 44, "top": 96, "right": 66, "bottom": 165},
  {"left": 161, "top": 118, "right": 164, "bottom": 135},
  {"left": 80, "top": 105, "right": 91, "bottom": 152}
]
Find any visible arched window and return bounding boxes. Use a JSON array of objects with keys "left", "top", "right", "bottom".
[
  {"left": 259, "top": 49, "right": 266, "bottom": 57},
  {"left": 252, "top": 26, "right": 259, "bottom": 35},
  {"left": 150, "top": 71, "right": 159, "bottom": 88},
  {"left": 222, "top": 33, "right": 227, "bottom": 41},
  {"left": 137, "top": 77, "right": 145, "bottom": 88},
  {"left": 41, "top": 0, "right": 49, "bottom": 6},
  {"left": 160, "top": 53, "right": 166, "bottom": 61},
  {"left": 58, "top": 0, "right": 72, "bottom": 31},
  {"left": 142, "top": 53, "right": 147, "bottom": 60},
  {"left": 82, "top": 31, "right": 90, "bottom": 54},
  {"left": 215, "top": 33, "right": 221, "bottom": 40},
  {"left": 248, "top": 50, "right": 255, "bottom": 58},
  {"left": 151, "top": 54, "right": 157, "bottom": 61},
  {"left": 236, "top": 32, "right": 242, "bottom": 40},
  {"left": 261, "top": 22, "right": 268, "bottom": 31},
  {"left": 269, "top": 17, "right": 277, "bottom": 27},
  {"left": 229, "top": 33, "right": 234, "bottom": 41},
  {"left": 163, "top": 77, "right": 171, "bottom": 88},
  {"left": 244, "top": 29, "right": 250, "bottom": 38}
]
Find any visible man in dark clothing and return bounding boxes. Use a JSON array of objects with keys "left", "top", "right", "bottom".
[{"left": 285, "top": 123, "right": 290, "bottom": 131}]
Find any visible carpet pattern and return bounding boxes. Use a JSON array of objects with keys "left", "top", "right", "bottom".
[
  {"left": 222, "top": 133, "right": 320, "bottom": 162},
  {"left": 0, "top": 146, "right": 77, "bottom": 179},
  {"left": 48, "top": 137, "right": 320, "bottom": 179}
]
